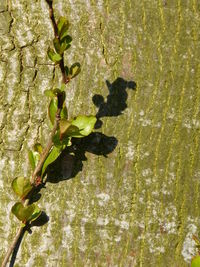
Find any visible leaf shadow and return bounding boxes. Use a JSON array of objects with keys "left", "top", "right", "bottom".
[
  {"left": 46, "top": 77, "right": 136, "bottom": 183},
  {"left": 9, "top": 212, "right": 49, "bottom": 267},
  {"left": 8, "top": 77, "right": 136, "bottom": 266}
]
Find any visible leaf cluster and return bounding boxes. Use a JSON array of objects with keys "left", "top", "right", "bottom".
[
  {"left": 10, "top": 16, "right": 96, "bottom": 228},
  {"left": 47, "top": 17, "right": 81, "bottom": 82},
  {"left": 11, "top": 177, "right": 41, "bottom": 225},
  {"left": 43, "top": 85, "right": 96, "bottom": 178}
]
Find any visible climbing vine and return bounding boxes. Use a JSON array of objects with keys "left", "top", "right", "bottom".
[{"left": 1, "top": 1, "right": 96, "bottom": 266}]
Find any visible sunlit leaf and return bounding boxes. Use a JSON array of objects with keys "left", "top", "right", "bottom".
[
  {"left": 47, "top": 48, "right": 62, "bottom": 63},
  {"left": 57, "top": 17, "right": 69, "bottom": 36},
  {"left": 71, "top": 115, "right": 97, "bottom": 137},
  {"left": 60, "top": 83, "right": 66, "bottom": 91},
  {"left": 48, "top": 97, "right": 58, "bottom": 125},
  {"left": 69, "top": 63, "right": 81, "bottom": 79},
  {"left": 12, "top": 177, "right": 33, "bottom": 199},
  {"left": 53, "top": 131, "right": 71, "bottom": 149},
  {"left": 44, "top": 89, "right": 55, "bottom": 98},
  {"left": 191, "top": 256, "right": 200, "bottom": 267},
  {"left": 53, "top": 38, "right": 61, "bottom": 54},
  {"left": 58, "top": 18, "right": 70, "bottom": 40},
  {"left": 52, "top": 131, "right": 62, "bottom": 148},
  {"left": 28, "top": 205, "right": 42, "bottom": 222},
  {"left": 11, "top": 202, "right": 41, "bottom": 223},
  {"left": 59, "top": 35, "right": 72, "bottom": 53},
  {"left": 59, "top": 119, "right": 71, "bottom": 137},
  {"left": 28, "top": 150, "right": 36, "bottom": 170},
  {"left": 28, "top": 150, "right": 40, "bottom": 170},
  {"left": 41, "top": 146, "right": 61, "bottom": 177},
  {"left": 61, "top": 105, "right": 68, "bottom": 121}
]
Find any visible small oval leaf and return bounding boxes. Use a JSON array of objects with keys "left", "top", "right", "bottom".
[
  {"left": 71, "top": 115, "right": 97, "bottom": 137},
  {"left": 11, "top": 202, "right": 41, "bottom": 223},
  {"left": 53, "top": 37, "right": 61, "bottom": 54},
  {"left": 59, "top": 119, "right": 71, "bottom": 137},
  {"left": 57, "top": 17, "right": 69, "bottom": 37},
  {"left": 29, "top": 206, "right": 42, "bottom": 222},
  {"left": 41, "top": 146, "right": 62, "bottom": 177},
  {"left": 69, "top": 63, "right": 81, "bottom": 79},
  {"left": 44, "top": 89, "right": 55, "bottom": 98},
  {"left": 52, "top": 131, "right": 62, "bottom": 148},
  {"left": 47, "top": 48, "right": 62, "bottom": 63},
  {"left": 191, "top": 256, "right": 200, "bottom": 267},
  {"left": 48, "top": 97, "right": 58, "bottom": 125},
  {"left": 12, "top": 177, "right": 33, "bottom": 198},
  {"left": 28, "top": 150, "right": 40, "bottom": 170},
  {"left": 61, "top": 105, "right": 68, "bottom": 120},
  {"left": 58, "top": 18, "right": 70, "bottom": 40}
]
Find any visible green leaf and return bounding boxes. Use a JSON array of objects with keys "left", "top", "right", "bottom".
[
  {"left": 28, "top": 205, "right": 42, "bottom": 222},
  {"left": 71, "top": 115, "right": 97, "bottom": 137},
  {"left": 12, "top": 177, "right": 33, "bottom": 199},
  {"left": 57, "top": 17, "right": 69, "bottom": 37},
  {"left": 28, "top": 150, "right": 40, "bottom": 170},
  {"left": 41, "top": 146, "right": 62, "bottom": 177},
  {"left": 53, "top": 38, "right": 61, "bottom": 54},
  {"left": 44, "top": 89, "right": 55, "bottom": 98},
  {"left": 59, "top": 119, "right": 71, "bottom": 137},
  {"left": 61, "top": 105, "right": 68, "bottom": 121},
  {"left": 54, "top": 36, "right": 72, "bottom": 54},
  {"left": 57, "top": 17, "right": 70, "bottom": 41},
  {"left": 48, "top": 97, "right": 58, "bottom": 125},
  {"left": 60, "top": 83, "right": 66, "bottom": 91},
  {"left": 59, "top": 118, "right": 84, "bottom": 139},
  {"left": 191, "top": 256, "right": 200, "bottom": 267},
  {"left": 48, "top": 93, "right": 67, "bottom": 125},
  {"left": 11, "top": 202, "right": 41, "bottom": 223},
  {"left": 52, "top": 131, "right": 62, "bottom": 148},
  {"left": 59, "top": 35, "right": 72, "bottom": 53},
  {"left": 62, "top": 136, "right": 72, "bottom": 146},
  {"left": 53, "top": 130, "right": 72, "bottom": 149},
  {"left": 47, "top": 48, "right": 62, "bottom": 63},
  {"left": 69, "top": 63, "right": 81, "bottom": 79}
]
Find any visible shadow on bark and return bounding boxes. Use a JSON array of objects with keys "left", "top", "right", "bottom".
[
  {"left": 46, "top": 77, "right": 136, "bottom": 183},
  {"left": 9, "top": 212, "right": 49, "bottom": 267},
  {"left": 8, "top": 77, "right": 136, "bottom": 266}
]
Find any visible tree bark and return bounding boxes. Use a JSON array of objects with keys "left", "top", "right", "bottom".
[{"left": 0, "top": 0, "right": 200, "bottom": 266}]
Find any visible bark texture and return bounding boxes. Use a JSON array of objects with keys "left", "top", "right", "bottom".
[{"left": 0, "top": 0, "right": 200, "bottom": 266}]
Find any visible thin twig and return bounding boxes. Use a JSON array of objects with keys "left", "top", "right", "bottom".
[
  {"left": 46, "top": 0, "right": 67, "bottom": 84},
  {"left": 31, "top": 114, "right": 60, "bottom": 184},
  {"left": 1, "top": 227, "right": 23, "bottom": 267},
  {"left": 1, "top": 0, "right": 68, "bottom": 265}
]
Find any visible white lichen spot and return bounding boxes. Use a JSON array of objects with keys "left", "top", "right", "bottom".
[
  {"left": 162, "top": 221, "right": 176, "bottom": 234},
  {"left": 114, "top": 235, "right": 121, "bottom": 242},
  {"left": 97, "top": 193, "right": 110, "bottom": 206},
  {"left": 0, "top": 64, "right": 6, "bottom": 82},
  {"left": 97, "top": 217, "right": 109, "bottom": 226},
  {"left": 142, "top": 168, "right": 152, "bottom": 177},
  {"left": 115, "top": 219, "right": 129, "bottom": 230},
  {"left": 126, "top": 141, "right": 135, "bottom": 160},
  {"left": 182, "top": 223, "right": 197, "bottom": 262},
  {"left": 149, "top": 245, "right": 165, "bottom": 254},
  {"left": 139, "top": 110, "right": 144, "bottom": 116}
]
